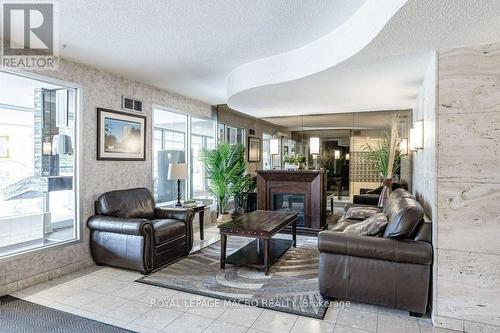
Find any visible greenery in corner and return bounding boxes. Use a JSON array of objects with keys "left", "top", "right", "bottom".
[
  {"left": 202, "top": 143, "right": 248, "bottom": 215},
  {"left": 362, "top": 131, "right": 401, "bottom": 179}
]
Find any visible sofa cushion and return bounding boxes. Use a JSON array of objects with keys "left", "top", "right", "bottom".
[
  {"left": 343, "top": 213, "right": 388, "bottom": 236},
  {"left": 344, "top": 206, "right": 381, "bottom": 220},
  {"left": 151, "top": 219, "right": 186, "bottom": 244},
  {"left": 96, "top": 187, "right": 155, "bottom": 219},
  {"left": 383, "top": 196, "right": 424, "bottom": 239},
  {"left": 382, "top": 188, "right": 414, "bottom": 213}
]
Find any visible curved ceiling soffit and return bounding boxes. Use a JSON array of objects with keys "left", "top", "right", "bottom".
[{"left": 226, "top": 0, "right": 408, "bottom": 107}]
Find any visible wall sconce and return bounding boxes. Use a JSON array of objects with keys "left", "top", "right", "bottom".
[
  {"left": 345, "top": 153, "right": 350, "bottom": 160},
  {"left": 334, "top": 150, "right": 341, "bottom": 159},
  {"left": 310, "top": 137, "right": 320, "bottom": 155},
  {"left": 399, "top": 138, "right": 408, "bottom": 155},
  {"left": 270, "top": 138, "right": 280, "bottom": 155},
  {"left": 412, "top": 120, "right": 424, "bottom": 150},
  {"left": 42, "top": 141, "right": 52, "bottom": 155}
]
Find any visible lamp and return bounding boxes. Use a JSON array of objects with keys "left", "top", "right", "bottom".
[
  {"left": 168, "top": 162, "right": 187, "bottom": 207},
  {"left": 334, "top": 150, "right": 341, "bottom": 159},
  {"left": 310, "top": 137, "right": 320, "bottom": 155},
  {"left": 345, "top": 153, "right": 350, "bottom": 160},
  {"left": 414, "top": 120, "right": 424, "bottom": 150},
  {"left": 399, "top": 138, "right": 408, "bottom": 155},
  {"left": 270, "top": 138, "right": 280, "bottom": 155}
]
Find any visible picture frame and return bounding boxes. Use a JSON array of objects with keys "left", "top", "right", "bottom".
[
  {"left": 248, "top": 137, "right": 261, "bottom": 162},
  {"left": 97, "top": 108, "right": 146, "bottom": 161}
]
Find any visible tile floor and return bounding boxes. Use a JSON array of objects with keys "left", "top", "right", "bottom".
[
  {"left": 9, "top": 264, "right": 456, "bottom": 333},
  {"left": 7, "top": 220, "right": 453, "bottom": 333}
]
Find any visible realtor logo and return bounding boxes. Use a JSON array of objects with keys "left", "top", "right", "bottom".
[{"left": 1, "top": 2, "right": 58, "bottom": 69}]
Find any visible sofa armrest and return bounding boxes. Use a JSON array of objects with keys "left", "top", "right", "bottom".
[
  {"left": 87, "top": 215, "right": 152, "bottom": 236},
  {"left": 318, "top": 231, "right": 432, "bottom": 265},
  {"left": 154, "top": 207, "right": 194, "bottom": 223}
]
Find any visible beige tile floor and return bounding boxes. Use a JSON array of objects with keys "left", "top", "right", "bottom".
[{"left": 9, "top": 225, "right": 454, "bottom": 333}]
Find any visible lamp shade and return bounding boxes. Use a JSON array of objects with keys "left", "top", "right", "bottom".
[
  {"left": 270, "top": 138, "right": 280, "bottom": 155},
  {"left": 310, "top": 137, "right": 320, "bottom": 155},
  {"left": 168, "top": 163, "right": 187, "bottom": 180},
  {"left": 334, "top": 150, "right": 341, "bottom": 159},
  {"left": 414, "top": 120, "right": 424, "bottom": 149},
  {"left": 345, "top": 153, "right": 350, "bottom": 160}
]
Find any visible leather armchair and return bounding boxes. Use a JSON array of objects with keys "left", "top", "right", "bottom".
[{"left": 88, "top": 187, "right": 194, "bottom": 274}]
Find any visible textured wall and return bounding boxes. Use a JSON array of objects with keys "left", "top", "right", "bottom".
[
  {"left": 0, "top": 59, "right": 212, "bottom": 295},
  {"left": 435, "top": 44, "right": 500, "bottom": 331}
]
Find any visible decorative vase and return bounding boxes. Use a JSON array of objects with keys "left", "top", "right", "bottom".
[
  {"left": 230, "top": 207, "right": 244, "bottom": 219},
  {"left": 217, "top": 213, "right": 232, "bottom": 224},
  {"left": 284, "top": 163, "right": 298, "bottom": 170},
  {"left": 378, "top": 178, "right": 393, "bottom": 207}
]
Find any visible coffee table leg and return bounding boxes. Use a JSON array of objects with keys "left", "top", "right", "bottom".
[
  {"left": 292, "top": 219, "right": 297, "bottom": 248},
  {"left": 264, "top": 238, "right": 270, "bottom": 275},
  {"left": 330, "top": 197, "right": 334, "bottom": 214},
  {"left": 220, "top": 234, "right": 227, "bottom": 269},
  {"left": 199, "top": 211, "right": 204, "bottom": 240}
]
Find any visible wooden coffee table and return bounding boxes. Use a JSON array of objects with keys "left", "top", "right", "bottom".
[{"left": 218, "top": 210, "right": 298, "bottom": 275}]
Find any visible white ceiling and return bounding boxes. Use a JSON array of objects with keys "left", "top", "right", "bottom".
[
  {"left": 16, "top": 0, "right": 500, "bottom": 118},
  {"left": 56, "top": 0, "right": 365, "bottom": 103}
]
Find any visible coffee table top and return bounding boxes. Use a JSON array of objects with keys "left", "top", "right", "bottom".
[{"left": 218, "top": 210, "right": 298, "bottom": 237}]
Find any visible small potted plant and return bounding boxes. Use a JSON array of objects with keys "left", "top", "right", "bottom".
[
  {"left": 295, "top": 154, "right": 306, "bottom": 169},
  {"left": 284, "top": 154, "right": 298, "bottom": 170}
]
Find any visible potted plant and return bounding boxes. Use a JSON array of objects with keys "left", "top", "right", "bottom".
[
  {"left": 231, "top": 174, "right": 256, "bottom": 218},
  {"left": 283, "top": 154, "right": 298, "bottom": 170},
  {"left": 202, "top": 143, "right": 243, "bottom": 223},
  {"left": 362, "top": 114, "right": 401, "bottom": 206},
  {"left": 296, "top": 154, "right": 306, "bottom": 169}
]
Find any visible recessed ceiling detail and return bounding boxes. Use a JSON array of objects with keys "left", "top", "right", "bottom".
[{"left": 226, "top": 0, "right": 407, "bottom": 102}]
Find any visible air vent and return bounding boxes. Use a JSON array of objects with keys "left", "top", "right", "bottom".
[
  {"left": 122, "top": 96, "right": 143, "bottom": 112},
  {"left": 249, "top": 129, "right": 255, "bottom": 136}
]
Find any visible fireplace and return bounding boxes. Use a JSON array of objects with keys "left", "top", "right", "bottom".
[
  {"left": 272, "top": 193, "right": 306, "bottom": 227},
  {"left": 256, "top": 170, "right": 326, "bottom": 234}
]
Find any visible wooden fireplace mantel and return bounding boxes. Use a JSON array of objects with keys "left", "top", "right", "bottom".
[{"left": 256, "top": 169, "right": 326, "bottom": 235}]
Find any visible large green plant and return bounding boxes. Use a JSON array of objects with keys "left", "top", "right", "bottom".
[
  {"left": 362, "top": 131, "right": 401, "bottom": 179},
  {"left": 202, "top": 143, "right": 246, "bottom": 215}
]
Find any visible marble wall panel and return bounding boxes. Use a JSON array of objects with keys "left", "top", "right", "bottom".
[
  {"left": 436, "top": 249, "right": 500, "bottom": 327},
  {"left": 437, "top": 181, "right": 500, "bottom": 254}
]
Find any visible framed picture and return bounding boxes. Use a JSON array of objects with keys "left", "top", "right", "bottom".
[
  {"left": 97, "top": 108, "right": 146, "bottom": 160},
  {"left": 248, "top": 137, "right": 261, "bottom": 162}
]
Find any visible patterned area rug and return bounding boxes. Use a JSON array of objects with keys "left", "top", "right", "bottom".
[
  {"left": 0, "top": 296, "right": 133, "bottom": 333},
  {"left": 138, "top": 235, "right": 328, "bottom": 319}
]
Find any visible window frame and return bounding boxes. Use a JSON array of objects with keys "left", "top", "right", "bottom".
[{"left": 0, "top": 69, "right": 82, "bottom": 263}]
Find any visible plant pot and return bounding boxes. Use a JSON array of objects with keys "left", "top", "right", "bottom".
[
  {"left": 230, "top": 207, "right": 245, "bottom": 219},
  {"left": 284, "top": 163, "right": 298, "bottom": 170},
  {"left": 216, "top": 212, "right": 232, "bottom": 224}
]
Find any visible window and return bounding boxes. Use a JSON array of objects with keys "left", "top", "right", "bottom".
[
  {"left": 217, "top": 123, "right": 246, "bottom": 146},
  {"left": 262, "top": 133, "right": 272, "bottom": 170},
  {"left": 0, "top": 71, "right": 79, "bottom": 258},
  {"left": 153, "top": 108, "right": 187, "bottom": 204},
  {"left": 191, "top": 117, "right": 216, "bottom": 199}
]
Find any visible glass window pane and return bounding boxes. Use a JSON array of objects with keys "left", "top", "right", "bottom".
[
  {"left": 262, "top": 133, "right": 272, "bottom": 170},
  {"left": 153, "top": 108, "right": 187, "bottom": 203},
  {"left": 0, "top": 72, "right": 78, "bottom": 257},
  {"left": 191, "top": 117, "right": 215, "bottom": 200}
]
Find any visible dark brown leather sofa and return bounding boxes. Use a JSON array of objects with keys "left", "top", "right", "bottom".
[
  {"left": 318, "top": 189, "right": 432, "bottom": 315},
  {"left": 87, "top": 187, "right": 194, "bottom": 274},
  {"left": 353, "top": 182, "right": 403, "bottom": 206}
]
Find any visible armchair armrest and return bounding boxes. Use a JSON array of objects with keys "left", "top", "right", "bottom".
[
  {"left": 318, "top": 231, "right": 432, "bottom": 265},
  {"left": 154, "top": 207, "right": 194, "bottom": 222},
  {"left": 87, "top": 215, "right": 152, "bottom": 236}
]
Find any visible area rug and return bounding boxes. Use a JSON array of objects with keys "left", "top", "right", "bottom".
[
  {"left": 137, "top": 235, "right": 328, "bottom": 319},
  {"left": 0, "top": 295, "right": 133, "bottom": 333}
]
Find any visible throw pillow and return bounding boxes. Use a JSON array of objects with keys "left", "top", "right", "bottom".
[
  {"left": 344, "top": 206, "right": 381, "bottom": 220},
  {"left": 332, "top": 219, "right": 361, "bottom": 232},
  {"left": 343, "top": 213, "right": 388, "bottom": 236}
]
